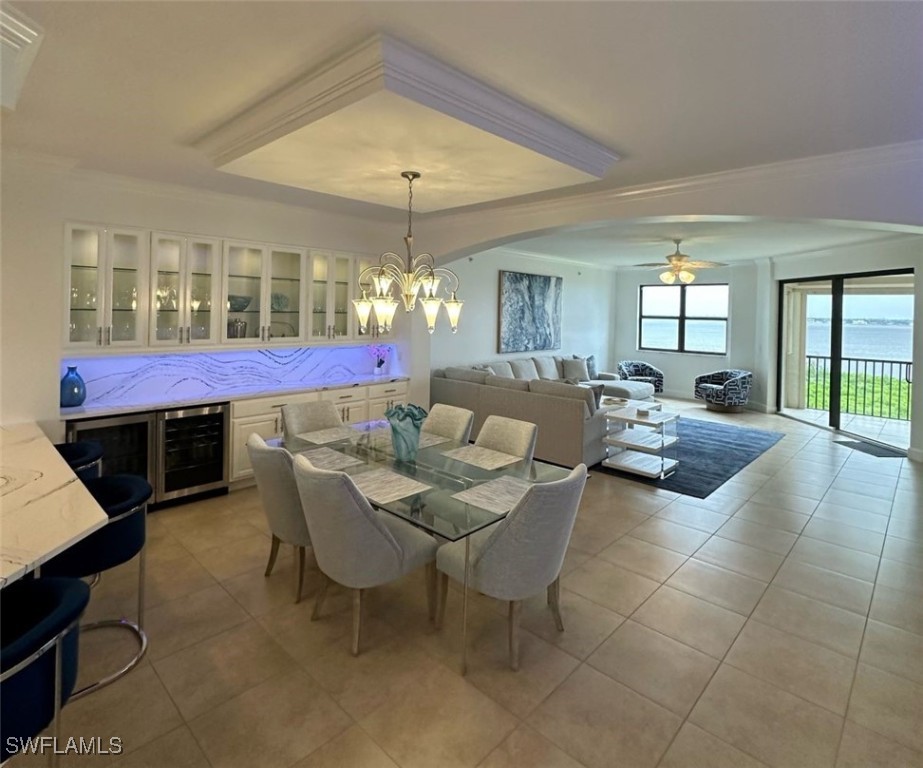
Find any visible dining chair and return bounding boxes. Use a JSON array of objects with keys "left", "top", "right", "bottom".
[
  {"left": 474, "top": 415, "right": 538, "bottom": 463},
  {"left": 436, "top": 463, "right": 588, "bottom": 670},
  {"left": 280, "top": 400, "right": 343, "bottom": 440},
  {"left": 422, "top": 403, "right": 474, "bottom": 444},
  {"left": 246, "top": 433, "right": 312, "bottom": 603},
  {"left": 292, "top": 454, "right": 439, "bottom": 655}
]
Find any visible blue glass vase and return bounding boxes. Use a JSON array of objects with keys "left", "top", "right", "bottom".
[
  {"left": 60, "top": 366, "right": 87, "bottom": 407},
  {"left": 386, "top": 403, "right": 428, "bottom": 463}
]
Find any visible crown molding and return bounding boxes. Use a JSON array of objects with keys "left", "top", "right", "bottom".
[
  {"left": 194, "top": 33, "right": 618, "bottom": 177},
  {"left": 0, "top": 5, "right": 43, "bottom": 111}
]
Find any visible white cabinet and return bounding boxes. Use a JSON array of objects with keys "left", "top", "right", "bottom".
[
  {"left": 230, "top": 390, "right": 319, "bottom": 480},
  {"left": 319, "top": 386, "right": 368, "bottom": 424},
  {"left": 367, "top": 381, "right": 409, "bottom": 420},
  {"left": 150, "top": 232, "right": 221, "bottom": 346},
  {"left": 223, "top": 241, "right": 307, "bottom": 345},
  {"left": 65, "top": 223, "right": 149, "bottom": 349}
]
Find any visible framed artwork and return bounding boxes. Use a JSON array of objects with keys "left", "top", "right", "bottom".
[{"left": 498, "top": 270, "right": 563, "bottom": 353}]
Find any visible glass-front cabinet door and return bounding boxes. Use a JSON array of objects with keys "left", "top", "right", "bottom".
[
  {"left": 65, "top": 223, "right": 147, "bottom": 349},
  {"left": 310, "top": 251, "right": 354, "bottom": 341},
  {"left": 151, "top": 232, "right": 219, "bottom": 346},
  {"left": 223, "top": 241, "right": 265, "bottom": 343},
  {"left": 267, "top": 246, "right": 306, "bottom": 343}
]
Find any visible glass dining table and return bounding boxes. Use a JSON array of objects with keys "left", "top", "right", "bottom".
[{"left": 279, "top": 421, "right": 570, "bottom": 672}]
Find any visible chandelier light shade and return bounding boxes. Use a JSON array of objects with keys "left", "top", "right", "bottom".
[{"left": 352, "top": 171, "right": 463, "bottom": 334}]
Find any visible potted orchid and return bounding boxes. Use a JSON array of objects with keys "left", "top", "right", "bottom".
[{"left": 367, "top": 343, "right": 392, "bottom": 375}]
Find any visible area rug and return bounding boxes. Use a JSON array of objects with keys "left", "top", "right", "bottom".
[
  {"left": 593, "top": 417, "right": 784, "bottom": 498},
  {"left": 834, "top": 440, "right": 905, "bottom": 458}
]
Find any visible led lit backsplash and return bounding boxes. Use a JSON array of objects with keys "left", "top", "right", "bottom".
[{"left": 61, "top": 345, "right": 401, "bottom": 410}]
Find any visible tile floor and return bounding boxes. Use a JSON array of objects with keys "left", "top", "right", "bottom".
[{"left": 15, "top": 399, "right": 923, "bottom": 768}]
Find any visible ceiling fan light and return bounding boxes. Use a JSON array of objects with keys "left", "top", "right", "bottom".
[
  {"left": 678, "top": 270, "right": 696, "bottom": 284},
  {"left": 659, "top": 270, "right": 677, "bottom": 285}
]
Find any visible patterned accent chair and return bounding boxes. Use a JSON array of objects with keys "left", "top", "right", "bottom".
[
  {"left": 617, "top": 361, "right": 665, "bottom": 394},
  {"left": 694, "top": 369, "right": 753, "bottom": 411}
]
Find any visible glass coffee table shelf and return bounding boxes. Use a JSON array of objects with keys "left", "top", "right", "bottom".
[{"left": 603, "top": 407, "right": 678, "bottom": 479}]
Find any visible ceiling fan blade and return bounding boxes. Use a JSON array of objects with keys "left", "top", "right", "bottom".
[
  {"left": 631, "top": 262, "right": 675, "bottom": 268},
  {"left": 684, "top": 260, "right": 727, "bottom": 269}
]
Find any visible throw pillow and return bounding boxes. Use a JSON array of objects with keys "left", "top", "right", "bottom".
[
  {"left": 572, "top": 354, "right": 598, "bottom": 379},
  {"left": 562, "top": 358, "right": 590, "bottom": 382},
  {"left": 471, "top": 364, "right": 495, "bottom": 375},
  {"left": 589, "top": 383, "right": 604, "bottom": 408}
]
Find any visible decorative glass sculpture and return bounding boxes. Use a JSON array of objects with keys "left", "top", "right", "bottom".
[
  {"left": 386, "top": 403, "right": 428, "bottom": 463},
  {"left": 60, "top": 366, "right": 87, "bottom": 407}
]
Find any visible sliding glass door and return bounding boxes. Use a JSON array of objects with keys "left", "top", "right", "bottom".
[{"left": 778, "top": 270, "right": 914, "bottom": 450}]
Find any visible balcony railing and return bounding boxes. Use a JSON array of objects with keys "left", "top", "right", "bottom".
[{"left": 806, "top": 355, "right": 912, "bottom": 421}]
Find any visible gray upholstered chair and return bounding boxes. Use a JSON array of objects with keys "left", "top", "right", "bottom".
[
  {"left": 280, "top": 400, "right": 343, "bottom": 440},
  {"left": 292, "top": 454, "right": 439, "bottom": 655},
  {"left": 246, "top": 434, "right": 313, "bottom": 603},
  {"left": 474, "top": 415, "right": 538, "bottom": 463},
  {"left": 422, "top": 403, "right": 474, "bottom": 444},
  {"left": 435, "top": 464, "right": 588, "bottom": 669}
]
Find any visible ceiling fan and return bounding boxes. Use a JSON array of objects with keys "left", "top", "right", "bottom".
[{"left": 633, "top": 239, "right": 727, "bottom": 284}]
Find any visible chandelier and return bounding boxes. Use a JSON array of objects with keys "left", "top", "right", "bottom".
[{"left": 352, "top": 171, "right": 463, "bottom": 334}]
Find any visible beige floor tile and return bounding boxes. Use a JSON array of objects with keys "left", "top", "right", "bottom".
[
  {"left": 189, "top": 670, "right": 352, "bottom": 768},
  {"left": 789, "top": 537, "right": 880, "bottom": 582},
  {"left": 847, "top": 663, "right": 923, "bottom": 754},
  {"left": 659, "top": 723, "right": 768, "bottom": 768},
  {"left": 667, "top": 560, "right": 767, "bottom": 616},
  {"left": 221, "top": 559, "right": 322, "bottom": 617},
  {"left": 73, "top": 623, "right": 152, "bottom": 692},
  {"left": 568, "top": 512, "right": 645, "bottom": 555},
  {"left": 59, "top": 665, "right": 183, "bottom": 758},
  {"left": 822, "top": 488, "right": 893, "bottom": 516},
  {"left": 528, "top": 664, "right": 681, "bottom": 768},
  {"left": 144, "top": 583, "right": 250, "bottom": 660},
  {"left": 519, "top": 587, "right": 626, "bottom": 660},
  {"left": 746, "top": 489, "right": 819, "bottom": 516},
  {"left": 163, "top": 511, "right": 267, "bottom": 554},
  {"left": 479, "top": 725, "right": 583, "bottom": 768},
  {"left": 732, "top": 501, "right": 810, "bottom": 534},
  {"left": 360, "top": 663, "right": 517, "bottom": 768},
  {"left": 588, "top": 620, "right": 718, "bottom": 716},
  {"left": 694, "top": 537, "right": 784, "bottom": 582},
  {"left": 830, "top": 477, "right": 897, "bottom": 501},
  {"left": 193, "top": 534, "right": 284, "bottom": 582},
  {"left": 836, "top": 721, "right": 923, "bottom": 768},
  {"left": 655, "top": 502, "right": 730, "bottom": 534},
  {"left": 669, "top": 493, "right": 747, "bottom": 516},
  {"left": 860, "top": 620, "right": 923, "bottom": 685},
  {"left": 562, "top": 557, "right": 659, "bottom": 615},
  {"left": 887, "top": 516, "right": 923, "bottom": 544},
  {"left": 773, "top": 559, "right": 873, "bottom": 615},
  {"left": 690, "top": 665, "right": 842, "bottom": 768},
  {"left": 813, "top": 503, "right": 889, "bottom": 534},
  {"left": 890, "top": 490, "right": 922, "bottom": 519},
  {"left": 761, "top": 478, "right": 829, "bottom": 501},
  {"left": 751, "top": 586, "right": 866, "bottom": 658},
  {"left": 629, "top": 518, "right": 711, "bottom": 555},
  {"left": 715, "top": 518, "right": 797, "bottom": 556},
  {"left": 597, "top": 535, "right": 687, "bottom": 582},
  {"left": 560, "top": 544, "right": 593, "bottom": 576},
  {"left": 152, "top": 620, "right": 296, "bottom": 720},
  {"left": 291, "top": 725, "right": 398, "bottom": 768},
  {"left": 88, "top": 727, "right": 209, "bottom": 768},
  {"left": 877, "top": 558, "right": 923, "bottom": 596},
  {"left": 868, "top": 584, "right": 923, "bottom": 636},
  {"left": 802, "top": 517, "right": 885, "bottom": 556},
  {"left": 632, "top": 585, "right": 745, "bottom": 659},
  {"left": 725, "top": 620, "right": 856, "bottom": 714}
]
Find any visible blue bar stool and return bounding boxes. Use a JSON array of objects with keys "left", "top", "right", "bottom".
[
  {"left": 54, "top": 440, "right": 103, "bottom": 482},
  {"left": 41, "top": 474, "right": 152, "bottom": 699},
  {"left": 1, "top": 577, "right": 91, "bottom": 766}
]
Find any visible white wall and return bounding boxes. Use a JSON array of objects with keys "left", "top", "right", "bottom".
[
  {"left": 0, "top": 155, "right": 396, "bottom": 432},
  {"left": 429, "top": 249, "right": 617, "bottom": 373}
]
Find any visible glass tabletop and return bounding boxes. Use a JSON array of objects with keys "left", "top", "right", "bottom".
[{"left": 281, "top": 422, "right": 570, "bottom": 542}]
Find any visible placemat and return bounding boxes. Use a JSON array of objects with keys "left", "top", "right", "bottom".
[
  {"left": 351, "top": 468, "right": 432, "bottom": 505},
  {"left": 298, "top": 447, "right": 364, "bottom": 471},
  {"left": 296, "top": 426, "right": 359, "bottom": 445},
  {"left": 451, "top": 476, "right": 532, "bottom": 514},
  {"left": 442, "top": 445, "right": 521, "bottom": 470}
]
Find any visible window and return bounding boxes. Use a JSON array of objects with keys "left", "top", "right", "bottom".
[{"left": 639, "top": 284, "right": 729, "bottom": 354}]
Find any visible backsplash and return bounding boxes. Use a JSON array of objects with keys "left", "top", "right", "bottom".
[{"left": 61, "top": 345, "right": 401, "bottom": 410}]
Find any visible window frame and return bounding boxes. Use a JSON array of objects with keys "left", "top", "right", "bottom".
[{"left": 638, "top": 283, "right": 729, "bottom": 355}]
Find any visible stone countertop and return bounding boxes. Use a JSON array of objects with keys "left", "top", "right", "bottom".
[
  {"left": 0, "top": 422, "right": 108, "bottom": 586},
  {"left": 60, "top": 376, "right": 410, "bottom": 421}
]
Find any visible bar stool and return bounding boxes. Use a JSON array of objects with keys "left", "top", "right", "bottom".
[
  {"left": 41, "top": 474, "right": 152, "bottom": 699},
  {"left": 1, "top": 578, "right": 91, "bottom": 765},
  {"left": 54, "top": 440, "right": 103, "bottom": 482}
]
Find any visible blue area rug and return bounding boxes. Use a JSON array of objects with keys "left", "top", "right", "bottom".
[{"left": 593, "top": 417, "right": 784, "bottom": 498}]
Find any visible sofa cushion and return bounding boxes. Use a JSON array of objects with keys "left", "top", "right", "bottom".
[
  {"left": 444, "top": 367, "right": 489, "bottom": 384},
  {"left": 489, "top": 360, "right": 515, "bottom": 378},
  {"left": 532, "top": 356, "right": 559, "bottom": 380},
  {"left": 529, "top": 379, "right": 596, "bottom": 416},
  {"left": 485, "top": 375, "right": 530, "bottom": 391},
  {"left": 509, "top": 358, "right": 539, "bottom": 380},
  {"left": 553, "top": 356, "right": 566, "bottom": 377},
  {"left": 562, "top": 358, "right": 590, "bottom": 382},
  {"left": 591, "top": 378, "right": 655, "bottom": 400}
]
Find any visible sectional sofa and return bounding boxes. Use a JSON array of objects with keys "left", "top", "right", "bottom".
[{"left": 430, "top": 354, "right": 655, "bottom": 468}]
